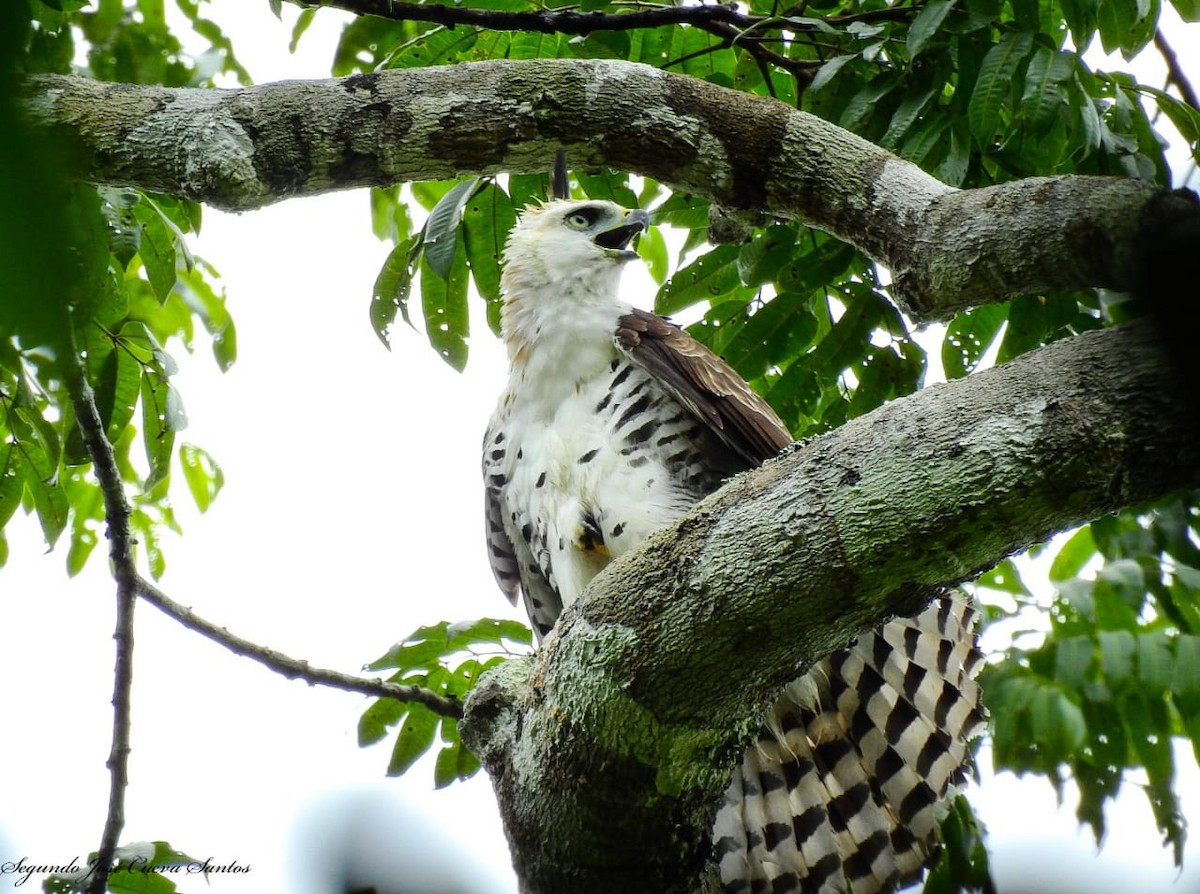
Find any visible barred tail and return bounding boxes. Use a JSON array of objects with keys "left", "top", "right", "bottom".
[{"left": 713, "top": 593, "right": 987, "bottom": 894}]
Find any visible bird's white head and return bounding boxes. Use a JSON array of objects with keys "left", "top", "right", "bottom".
[{"left": 500, "top": 199, "right": 649, "bottom": 356}]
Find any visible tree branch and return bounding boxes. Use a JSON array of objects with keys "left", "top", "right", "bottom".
[
  {"left": 460, "top": 320, "right": 1200, "bottom": 894},
  {"left": 1154, "top": 27, "right": 1199, "bottom": 111},
  {"left": 296, "top": 0, "right": 760, "bottom": 35},
  {"left": 134, "top": 575, "right": 464, "bottom": 718},
  {"left": 291, "top": 0, "right": 914, "bottom": 37},
  {"left": 65, "top": 359, "right": 137, "bottom": 894},
  {"left": 22, "top": 61, "right": 1169, "bottom": 319},
  {"left": 295, "top": 0, "right": 818, "bottom": 82}
]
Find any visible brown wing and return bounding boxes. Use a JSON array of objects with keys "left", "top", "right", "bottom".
[{"left": 615, "top": 308, "right": 793, "bottom": 466}]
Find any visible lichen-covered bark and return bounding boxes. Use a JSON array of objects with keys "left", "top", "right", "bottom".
[
  {"left": 23, "top": 60, "right": 1165, "bottom": 321},
  {"left": 461, "top": 320, "right": 1200, "bottom": 894}
]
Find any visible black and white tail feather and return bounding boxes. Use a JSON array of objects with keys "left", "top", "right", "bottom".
[{"left": 713, "top": 594, "right": 986, "bottom": 894}]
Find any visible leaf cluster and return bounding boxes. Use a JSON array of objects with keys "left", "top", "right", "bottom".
[
  {"left": 979, "top": 496, "right": 1200, "bottom": 866},
  {"left": 3, "top": 3, "right": 236, "bottom": 577},
  {"left": 357, "top": 618, "right": 531, "bottom": 785}
]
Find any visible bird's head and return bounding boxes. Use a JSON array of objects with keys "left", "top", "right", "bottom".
[{"left": 501, "top": 199, "right": 649, "bottom": 296}]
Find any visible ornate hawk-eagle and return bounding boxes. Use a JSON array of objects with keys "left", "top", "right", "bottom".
[{"left": 482, "top": 190, "right": 985, "bottom": 894}]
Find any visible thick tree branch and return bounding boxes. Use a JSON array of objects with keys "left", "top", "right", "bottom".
[
  {"left": 23, "top": 61, "right": 1167, "bottom": 320},
  {"left": 134, "top": 576, "right": 463, "bottom": 718},
  {"left": 65, "top": 361, "right": 138, "bottom": 894},
  {"left": 460, "top": 320, "right": 1200, "bottom": 894}
]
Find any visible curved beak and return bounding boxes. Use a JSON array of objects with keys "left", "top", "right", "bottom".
[{"left": 593, "top": 209, "right": 650, "bottom": 259}]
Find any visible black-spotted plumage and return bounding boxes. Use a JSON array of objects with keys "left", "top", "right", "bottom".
[{"left": 483, "top": 196, "right": 985, "bottom": 893}]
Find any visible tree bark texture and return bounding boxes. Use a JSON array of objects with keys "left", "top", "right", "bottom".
[
  {"left": 23, "top": 60, "right": 1165, "bottom": 322},
  {"left": 460, "top": 320, "right": 1200, "bottom": 894}
]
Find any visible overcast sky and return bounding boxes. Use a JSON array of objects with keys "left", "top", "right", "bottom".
[{"left": 2, "top": 4, "right": 1199, "bottom": 893}]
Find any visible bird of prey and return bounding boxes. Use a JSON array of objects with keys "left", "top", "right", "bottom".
[{"left": 482, "top": 183, "right": 985, "bottom": 894}]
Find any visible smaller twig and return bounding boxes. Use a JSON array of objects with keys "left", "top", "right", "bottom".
[
  {"left": 1153, "top": 28, "right": 1199, "bottom": 112},
  {"left": 293, "top": 0, "right": 760, "bottom": 34},
  {"left": 134, "top": 576, "right": 465, "bottom": 719},
  {"left": 66, "top": 359, "right": 138, "bottom": 894}
]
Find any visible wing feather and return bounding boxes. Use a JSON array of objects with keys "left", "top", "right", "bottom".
[
  {"left": 482, "top": 417, "right": 563, "bottom": 638},
  {"left": 615, "top": 309, "right": 792, "bottom": 465}
]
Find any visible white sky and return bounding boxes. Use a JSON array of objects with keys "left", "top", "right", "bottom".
[{"left": 2, "top": 3, "right": 1199, "bottom": 893}]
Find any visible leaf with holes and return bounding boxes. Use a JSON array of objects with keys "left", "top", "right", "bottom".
[{"left": 371, "top": 234, "right": 422, "bottom": 349}]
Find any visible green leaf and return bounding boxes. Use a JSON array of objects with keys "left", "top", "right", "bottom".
[
  {"left": 387, "top": 705, "right": 439, "bottom": 776},
  {"left": 799, "top": 287, "right": 888, "bottom": 376},
  {"left": 133, "top": 201, "right": 179, "bottom": 302},
  {"left": 933, "top": 125, "right": 970, "bottom": 186},
  {"left": 654, "top": 245, "right": 740, "bottom": 315},
  {"left": 976, "top": 558, "right": 1031, "bottom": 596},
  {"left": 461, "top": 183, "right": 517, "bottom": 333},
  {"left": 175, "top": 263, "right": 237, "bottom": 372},
  {"left": 1099, "top": 629, "right": 1136, "bottom": 684},
  {"left": 575, "top": 170, "right": 638, "bottom": 208},
  {"left": 1020, "top": 48, "right": 1076, "bottom": 132},
  {"left": 420, "top": 239, "right": 471, "bottom": 371},
  {"left": 1173, "top": 635, "right": 1200, "bottom": 695},
  {"left": 941, "top": 303, "right": 1007, "bottom": 379},
  {"left": 636, "top": 225, "right": 669, "bottom": 286},
  {"left": 840, "top": 75, "right": 900, "bottom": 134},
  {"left": 1098, "top": 0, "right": 1159, "bottom": 56},
  {"left": 0, "top": 444, "right": 23, "bottom": 531},
  {"left": 423, "top": 178, "right": 481, "bottom": 280},
  {"left": 722, "top": 292, "right": 817, "bottom": 381},
  {"left": 358, "top": 695, "right": 409, "bottom": 748},
  {"left": 11, "top": 409, "right": 67, "bottom": 548},
  {"left": 736, "top": 225, "right": 795, "bottom": 287},
  {"left": 140, "top": 369, "right": 178, "bottom": 493},
  {"left": 969, "top": 31, "right": 1034, "bottom": 146},
  {"left": 1054, "top": 635, "right": 1095, "bottom": 688},
  {"left": 774, "top": 236, "right": 858, "bottom": 295},
  {"left": 924, "top": 795, "right": 992, "bottom": 894},
  {"left": 369, "top": 186, "right": 415, "bottom": 243},
  {"left": 1050, "top": 525, "right": 1099, "bottom": 581},
  {"left": 1030, "top": 684, "right": 1087, "bottom": 752},
  {"left": 650, "top": 193, "right": 709, "bottom": 231},
  {"left": 1170, "top": 0, "right": 1200, "bottom": 20},
  {"left": 1137, "top": 631, "right": 1173, "bottom": 690},
  {"left": 880, "top": 86, "right": 939, "bottom": 150},
  {"left": 178, "top": 443, "right": 223, "bottom": 512},
  {"left": 445, "top": 617, "right": 532, "bottom": 649},
  {"left": 370, "top": 234, "right": 421, "bottom": 349},
  {"left": 810, "top": 54, "right": 855, "bottom": 93},
  {"left": 907, "top": 0, "right": 957, "bottom": 59},
  {"left": 290, "top": 7, "right": 317, "bottom": 52},
  {"left": 433, "top": 716, "right": 482, "bottom": 787}
]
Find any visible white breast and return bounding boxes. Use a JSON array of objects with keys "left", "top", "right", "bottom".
[{"left": 499, "top": 351, "right": 698, "bottom": 609}]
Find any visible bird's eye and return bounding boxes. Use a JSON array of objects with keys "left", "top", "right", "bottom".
[{"left": 565, "top": 209, "right": 597, "bottom": 229}]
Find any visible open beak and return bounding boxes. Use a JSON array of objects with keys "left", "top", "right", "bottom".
[{"left": 593, "top": 209, "right": 650, "bottom": 259}]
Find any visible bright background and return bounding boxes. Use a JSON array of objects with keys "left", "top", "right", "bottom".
[{"left": 2, "top": 4, "right": 1199, "bottom": 893}]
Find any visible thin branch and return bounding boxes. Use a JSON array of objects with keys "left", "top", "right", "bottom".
[
  {"left": 294, "top": 0, "right": 760, "bottom": 34},
  {"left": 134, "top": 576, "right": 465, "bottom": 719},
  {"left": 66, "top": 360, "right": 137, "bottom": 894},
  {"left": 1154, "top": 28, "right": 1199, "bottom": 111},
  {"left": 291, "top": 0, "right": 819, "bottom": 81}
]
